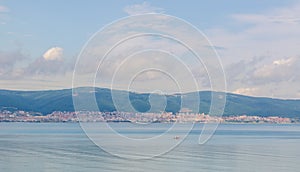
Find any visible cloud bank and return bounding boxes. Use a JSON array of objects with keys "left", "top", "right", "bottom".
[
  {"left": 0, "top": 50, "right": 26, "bottom": 78},
  {"left": 0, "top": 47, "right": 74, "bottom": 90},
  {"left": 204, "top": 2, "right": 300, "bottom": 98}
]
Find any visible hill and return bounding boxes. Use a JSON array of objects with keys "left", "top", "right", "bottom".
[{"left": 0, "top": 88, "right": 299, "bottom": 118}]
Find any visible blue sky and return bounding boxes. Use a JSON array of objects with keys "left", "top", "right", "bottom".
[
  {"left": 1, "top": 0, "right": 296, "bottom": 58},
  {"left": 1, "top": 0, "right": 300, "bottom": 98}
]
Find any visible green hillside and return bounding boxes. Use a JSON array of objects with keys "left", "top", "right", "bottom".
[{"left": 0, "top": 88, "right": 299, "bottom": 118}]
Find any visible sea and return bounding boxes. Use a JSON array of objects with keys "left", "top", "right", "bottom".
[{"left": 0, "top": 123, "right": 300, "bottom": 172}]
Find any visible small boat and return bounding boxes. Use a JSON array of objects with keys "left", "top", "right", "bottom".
[{"left": 173, "top": 136, "right": 180, "bottom": 140}]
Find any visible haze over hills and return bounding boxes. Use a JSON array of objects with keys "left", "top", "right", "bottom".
[{"left": 0, "top": 87, "right": 299, "bottom": 118}]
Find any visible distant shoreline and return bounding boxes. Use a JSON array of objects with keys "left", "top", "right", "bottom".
[{"left": 1, "top": 110, "right": 299, "bottom": 124}]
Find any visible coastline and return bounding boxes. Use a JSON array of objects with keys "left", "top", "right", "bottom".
[{"left": 1, "top": 110, "right": 299, "bottom": 124}]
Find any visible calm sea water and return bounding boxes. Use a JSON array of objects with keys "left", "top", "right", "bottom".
[{"left": 1, "top": 123, "right": 300, "bottom": 172}]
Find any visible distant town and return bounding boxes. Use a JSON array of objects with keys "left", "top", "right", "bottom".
[{"left": 0, "top": 110, "right": 298, "bottom": 124}]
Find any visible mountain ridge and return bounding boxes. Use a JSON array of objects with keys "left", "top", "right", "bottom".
[{"left": 0, "top": 87, "right": 299, "bottom": 118}]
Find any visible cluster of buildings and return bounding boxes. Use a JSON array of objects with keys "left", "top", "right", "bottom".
[{"left": 0, "top": 110, "right": 296, "bottom": 123}]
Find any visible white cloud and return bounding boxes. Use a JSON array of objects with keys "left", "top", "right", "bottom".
[
  {"left": 206, "top": 3, "right": 300, "bottom": 66},
  {"left": 233, "top": 87, "right": 258, "bottom": 96},
  {"left": 0, "top": 50, "right": 26, "bottom": 78},
  {"left": 0, "top": 48, "right": 71, "bottom": 83},
  {"left": 43, "top": 47, "right": 63, "bottom": 61},
  {"left": 230, "top": 3, "right": 300, "bottom": 26},
  {"left": 226, "top": 56, "right": 300, "bottom": 98},
  {"left": 205, "top": 2, "right": 300, "bottom": 98},
  {"left": 273, "top": 58, "right": 293, "bottom": 65},
  {"left": 253, "top": 57, "right": 300, "bottom": 81},
  {"left": 124, "top": 2, "right": 164, "bottom": 15},
  {"left": 232, "top": 12, "right": 300, "bottom": 25},
  {"left": 72, "top": 13, "right": 226, "bottom": 94}
]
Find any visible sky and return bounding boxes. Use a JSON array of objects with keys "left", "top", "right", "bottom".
[{"left": 1, "top": 0, "right": 300, "bottom": 99}]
